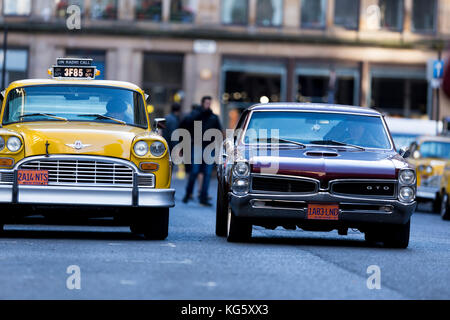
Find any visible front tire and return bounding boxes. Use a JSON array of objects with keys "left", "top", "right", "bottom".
[
  {"left": 215, "top": 182, "right": 228, "bottom": 237},
  {"left": 130, "top": 208, "right": 169, "bottom": 240},
  {"left": 441, "top": 193, "right": 450, "bottom": 220},
  {"left": 365, "top": 220, "right": 410, "bottom": 249},
  {"left": 433, "top": 193, "right": 442, "bottom": 213},
  {"left": 226, "top": 208, "right": 252, "bottom": 243}
]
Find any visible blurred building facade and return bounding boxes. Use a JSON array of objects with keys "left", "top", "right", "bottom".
[{"left": 1, "top": 0, "right": 450, "bottom": 128}]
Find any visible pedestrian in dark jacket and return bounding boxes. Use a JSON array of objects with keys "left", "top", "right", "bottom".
[
  {"left": 182, "top": 96, "right": 222, "bottom": 206},
  {"left": 163, "top": 103, "right": 182, "bottom": 153}
]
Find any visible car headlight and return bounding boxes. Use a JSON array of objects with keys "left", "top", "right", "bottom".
[
  {"left": 425, "top": 165, "right": 433, "bottom": 174},
  {"left": 7, "top": 136, "right": 22, "bottom": 152},
  {"left": 134, "top": 141, "right": 149, "bottom": 157},
  {"left": 232, "top": 178, "right": 249, "bottom": 196},
  {"left": 399, "top": 169, "right": 416, "bottom": 185},
  {"left": 150, "top": 141, "right": 166, "bottom": 157},
  {"left": 0, "top": 137, "right": 4, "bottom": 151},
  {"left": 233, "top": 162, "right": 249, "bottom": 177},
  {"left": 399, "top": 186, "right": 415, "bottom": 202}
]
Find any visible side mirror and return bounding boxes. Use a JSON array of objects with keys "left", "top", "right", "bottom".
[
  {"left": 153, "top": 118, "right": 166, "bottom": 132},
  {"left": 399, "top": 147, "right": 411, "bottom": 159}
]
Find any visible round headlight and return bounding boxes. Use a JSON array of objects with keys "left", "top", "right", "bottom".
[
  {"left": 232, "top": 178, "right": 249, "bottom": 196},
  {"left": 0, "top": 136, "right": 4, "bottom": 151},
  {"left": 399, "top": 186, "right": 415, "bottom": 202},
  {"left": 426, "top": 165, "right": 433, "bottom": 174},
  {"left": 134, "top": 141, "right": 149, "bottom": 157},
  {"left": 150, "top": 141, "right": 166, "bottom": 157},
  {"left": 233, "top": 162, "right": 249, "bottom": 177},
  {"left": 7, "top": 136, "right": 22, "bottom": 152},
  {"left": 399, "top": 169, "right": 415, "bottom": 185}
]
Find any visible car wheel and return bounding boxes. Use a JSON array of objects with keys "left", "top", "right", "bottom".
[
  {"left": 382, "top": 220, "right": 410, "bottom": 249},
  {"left": 441, "top": 193, "right": 450, "bottom": 221},
  {"left": 215, "top": 182, "right": 228, "bottom": 237},
  {"left": 226, "top": 208, "right": 252, "bottom": 243},
  {"left": 433, "top": 193, "right": 442, "bottom": 214},
  {"left": 130, "top": 208, "right": 169, "bottom": 240}
]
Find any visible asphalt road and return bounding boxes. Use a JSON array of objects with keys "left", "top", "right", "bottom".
[{"left": 0, "top": 178, "right": 449, "bottom": 300}]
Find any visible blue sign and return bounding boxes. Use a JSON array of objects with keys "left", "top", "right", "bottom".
[{"left": 433, "top": 60, "right": 445, "bottom": 79}]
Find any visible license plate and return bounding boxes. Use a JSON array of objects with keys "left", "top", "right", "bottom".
[
  {"left": 307, "top": 204, "right": 339, "bottom": 220},
  {"left": 17, "top": 170, "right": 49, "bottom": 185}
]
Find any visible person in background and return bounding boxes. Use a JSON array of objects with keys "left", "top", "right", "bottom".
[
  {"left": 163, "top": 103, "right": 182, "bottom": 153},
  {"left": 182, "top": 96, "right": 222, "bottom": 206}
]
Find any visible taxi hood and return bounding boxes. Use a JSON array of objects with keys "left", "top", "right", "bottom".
[{"left": 5, "top": 122, "right": 149, "bottom": 160}]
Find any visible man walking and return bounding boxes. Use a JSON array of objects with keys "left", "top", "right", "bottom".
[{"left": 182, "top": 96, "right": 222, "bottom": 206}]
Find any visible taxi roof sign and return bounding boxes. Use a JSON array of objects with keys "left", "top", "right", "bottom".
[{"left": 51, "top": 58, "right": 98, "bottom": 80}]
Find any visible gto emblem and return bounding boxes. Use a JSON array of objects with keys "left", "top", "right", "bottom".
[
  {"left": 366, "top": 185, "right": 390, "bottom": 191},
  {"left": 66, "top": 141, "right": 91, "bottom": 150}
]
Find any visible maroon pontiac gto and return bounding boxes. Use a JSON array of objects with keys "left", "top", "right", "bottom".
[{"left": 216, "top": 103, "right": 417, "bottom": 248}]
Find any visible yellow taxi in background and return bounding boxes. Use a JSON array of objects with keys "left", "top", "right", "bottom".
[
  {"left": 0, "top": 58, "right": 175, "bottom": 239},
  {"left": 440, "top": 163, "right": 450, "bottom": 220},
  {"left": 408, "top": 136, "right": 450, "bottom": 213}
]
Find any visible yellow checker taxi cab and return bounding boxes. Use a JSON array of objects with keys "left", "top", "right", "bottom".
[
  {"left": 408, "top": 135, "right": 450, "bottom": 213},
  {"left": 0, "top": 58, "right": 175, "bottom": 239}
]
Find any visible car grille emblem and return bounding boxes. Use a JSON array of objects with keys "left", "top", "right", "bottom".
[{"left": 66, "top": 140, "right": 92, "bottom": 150}]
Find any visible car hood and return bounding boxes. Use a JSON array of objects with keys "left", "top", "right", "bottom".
[
  {"left": 5, "top": 122, "right": 148, "bottom": 160},
  {"left": 247, "top": 146, "right": 405, "bottom": 186}
]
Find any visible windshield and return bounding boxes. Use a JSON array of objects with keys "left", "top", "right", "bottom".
[
  {"left": 419, "top": 141, "right": 450, "bottom": 159},
  {"left": 3, "top": 85, "right": 148, "bottom": 128},
  {"left": 244, "top": 111, "right": 392, "bottom": 149}
]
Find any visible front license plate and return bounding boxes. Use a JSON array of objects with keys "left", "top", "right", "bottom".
[
  {"left": 17, "top": 170, "right": 49, "bottom": 185},
  {"left": 307, "top": 204, "right": 339, "bottom": 220}
]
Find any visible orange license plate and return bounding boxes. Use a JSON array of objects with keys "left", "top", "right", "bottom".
[
  {"left": 17, "top": 170, "right": 49, "bottom": 185},
  {"left": 307, "top": 204, "right": 339, "bottom": 220}
]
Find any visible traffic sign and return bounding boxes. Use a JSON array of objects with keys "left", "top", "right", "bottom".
[
  {"left": 433, "top": 60, "right": 444, "bottom": 79},
  {"left": 427, "top": 59, "right": 445, "bottom": 89}
]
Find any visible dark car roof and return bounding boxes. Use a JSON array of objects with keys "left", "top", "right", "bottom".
[{"left": 248, "top": 103, "right": 382, "bottom": 116}]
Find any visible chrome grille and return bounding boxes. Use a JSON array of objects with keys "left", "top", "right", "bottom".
[
  {"left": 20, "top": 159, "right": 134, "bottom": 186},
  {"left": 330, "top": 181, "right": 397, "bottom": 198},
  {"left": 0, "top": 172, "right": 14, "bottom": 183}
]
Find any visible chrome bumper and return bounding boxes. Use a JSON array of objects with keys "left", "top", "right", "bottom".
[
  {"left": 416, "top": 186, "right": 439, "bottom": 200},
  {"left": 0, "top": 184, "right": 175, "bottom": 207},
  {"left": 230, "top": 192, "right": 416, "bottom": 225}
]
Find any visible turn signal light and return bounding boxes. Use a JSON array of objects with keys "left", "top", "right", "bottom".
[
  {"left": 0, "top": 158, "right": 14, "bottom": 167},
  {"left": 96, "top": 70, "right": 101, "bottom": 76},
  {"left": 140, "top": 162, "right": 159, "bottom": 172}
]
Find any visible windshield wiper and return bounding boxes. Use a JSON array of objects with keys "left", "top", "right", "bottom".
[
  {"left": 19, "top": 113, "right": 67, "bottom": 121},
  {"left": 250, "top": 138, "right": 306, "bottom": 148},
  {"left": 78, "top": 114, "right": 126, "bottom": 125},
  {"left": 310, "top": 140, "right": 365, "bottom": 151}
]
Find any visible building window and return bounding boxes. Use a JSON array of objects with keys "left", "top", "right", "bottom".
[
  {"left": 378, "top": 0, "right": 403, "bottom": 31},
  {"left": 256, "top": 0, "right": 283, "bottom": 27},
  {"left": 222, "top": 0, "right": 248, "bottom": 25},
  {"left": 55, "top": 0, "right": 85, "bottom": 19},
  {"left": 170, "top": 0, "right": 197, "bottom": 23},
  {"left": 334, "top": 0, "right": 359, "bottom": 30},
  {"left": 221, "top": 59, "right": 287, "bottom": 128},
  {"left": 65, "top": 49, "right": 106, "bottom": 80},
  {"left": 301, "top": 0, "right": 327, "bottom": 29},
  {"left": 412, "top": 0, "right": 436, "bottom": 33},
  {"left": 3, "top": 0, "right": 31, "bottom": 16},
  {"left": 370, "top": 67, "right": 428, "bottom": 118},
  {"left": 296, "top": 64, "right": 359, "bottom": 105},
  {"left": 136, "top": 0, "right": 162, "bottom": 21},
  {"left": 0, "top": 49, "right": 28, "bottom": 88},
  {"left": 91, "top": 0, "right": 117, "bottom": 20},
  {"left": 143, "top": 53, "right": 184, "bottom": 118}
]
